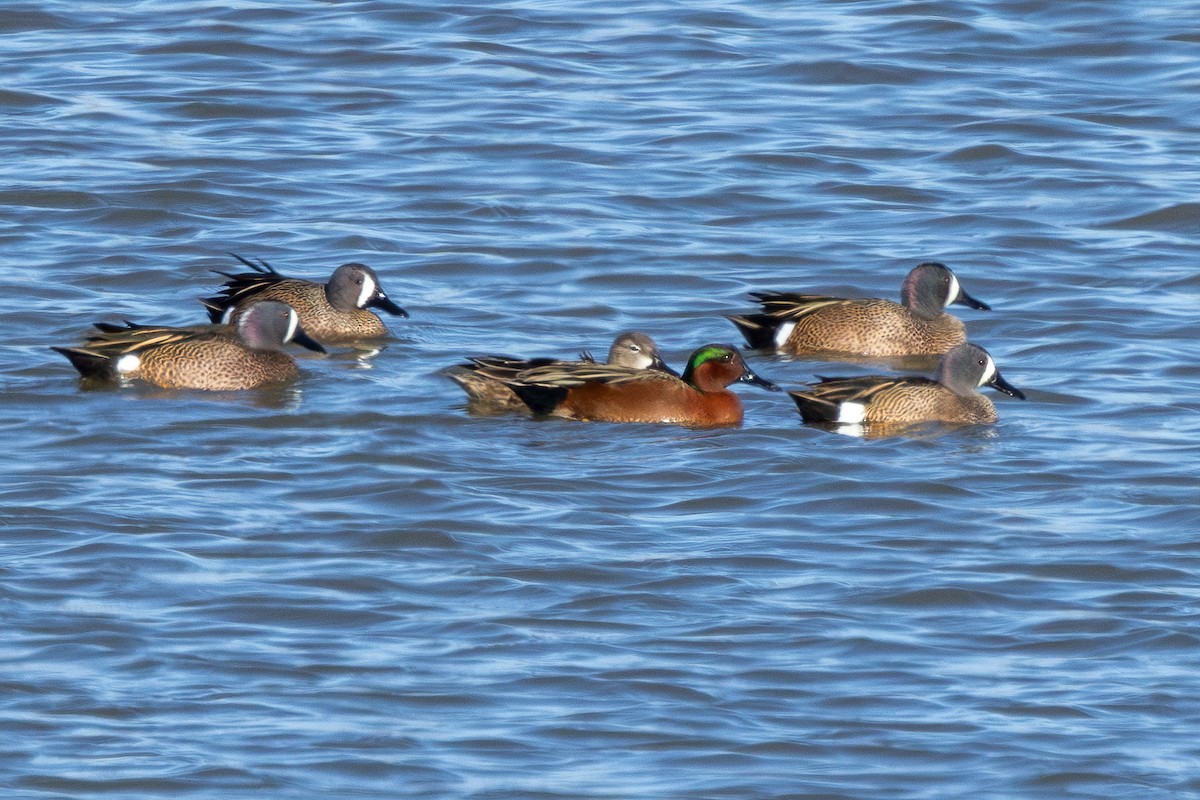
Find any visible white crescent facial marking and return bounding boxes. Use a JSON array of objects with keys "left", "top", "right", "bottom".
[
  {"left": 838, "top": 401, "right": 866, "bottom": 424},
  {"left": 979, "top": 355, "right": 997, "bottom": 386},
  {"left": 773, "top": 321, "right": 797, "bottom": 350},
  {"left": 946, "top": 272, "right": 961, "bottom": 306},
  {"left": 116, "top": 354, "right": 140, "bottom": 375},
  {"left": 285, "top": 308, "right": 298, "bottom": 343},
  {"left": 357, "top": 274, "right": 376, "bottom": 308}
]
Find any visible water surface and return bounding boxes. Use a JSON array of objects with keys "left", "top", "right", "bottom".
[{"left": 2, "top": 1, "right": 1199, "bottom": 798}]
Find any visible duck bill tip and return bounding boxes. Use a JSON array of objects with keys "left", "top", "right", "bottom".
[
  {"left": 293, "top": 330, "right": 328, "bottom": 354},
  {"left": 990, "top": 375, "right": 1025, "bottom": 400},
  {"left": 957, "top": 290, "right": 991, "bottom": 311},
  {"left": 372, "top": 295, "right": 409, "bottom": 317},
  {"left": 743, "top": 372, "right": 780, "bottom": 392}
]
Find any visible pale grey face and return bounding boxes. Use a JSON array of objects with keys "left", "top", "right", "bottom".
[
  {"left": 237, "top": 301, "right": 297, "bottom": 350},
  {"left": 328, "top": 262, "right": 407, "bottom": 317},
  {"left": 328, "top": 264, "right": 375, "bottom": 310},
  {"left": 608, "top": 333, "right": 655, "bottom": 368},
  {"left": 236, "top": 301, "right": 326, "bottom": 354}
]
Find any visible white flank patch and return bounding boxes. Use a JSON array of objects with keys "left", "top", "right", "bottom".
[
  {"left": 220, "top": 307, "right": 235, "bottom": 325},
  {"left": 837, "top": 401, "right": 866, "bottom": 424},
  {"left": 115, "top": 353, "right": 140, "bottom": 375},
  {"left": 979, "top": 355, "right": 997, "bottom": 386},
  {"left": 945, "top": 272, "right": 960, "bottom": 306},
  {"left": 357, "top": 274, "right": 376, "bottom": 308},
  {"left": 773, "top": 321, "right": 797, "bottom": 350}
]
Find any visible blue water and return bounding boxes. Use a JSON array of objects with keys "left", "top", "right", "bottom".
[{"left": 3, "top": 1, "right": 1199, "bottom": 798}]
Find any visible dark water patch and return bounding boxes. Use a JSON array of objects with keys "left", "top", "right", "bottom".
[
  {"left": 764, "top": 59, "right": 944, "bottom": 86},
  {"left": 168, "top": 99, "right": 311, "bottom": 120},
  {"left": 821, "top": 182, "right": 945, "bottom": 205},
  {"left": 0, "top": 188, "right": 104, "bottom": 210},
  {"left": 938, "top": 143, "right": 1075, "bottom": 170},
  {"left": 1016, "top": 562, "right": 1189, "bottom": 584},
  {"left": 0, "top": 88, "right": 64, "bottom": 108},
  {"left": 987, "top": 701, "right": 1095, "bottom": 720},
  {"left": 1065, "top": 110, "right": 1175, "bottom": 130},
  {"left": 873, "top": 587, "right": 1019, "bottom": 610},
  {"left": 2, "top": 10, "right": 68, "bottom": 32},
  {"left": 1098, "top": 203, "right": 1200, "bottom": 234},
  {"left": 735, "top": 151, "right": 872, "bottom": 177},
  {"left": 17, "top": 776, "right": 202, "bottom": 795},
  {"left": 140, "top": 38, "right": 300, "bottom": 60}
]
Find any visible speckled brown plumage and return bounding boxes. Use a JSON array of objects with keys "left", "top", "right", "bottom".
[
  {"left": 219, "top": 279, "right": 389, "bottom": 341},
  {"left": 201, "top": 255, "right": 406, "bottom": 343},
  {"left": 54, "top": 301, "right": 324, "bottom": 391},
  {"left": 788, "top": 342, "right": 1025, "bottom": 431},
  {"left": 791, "top": 375, "right": 999, "bottom": 425},
  {"left": 757, "top": 296, "right": 967, "bottom": 356},
  {"left": 727, "top": 262, "right": 990, "bottom": 357},
  {"left": 122, "top": 331, "right": 301, "bottom": 390},
  {"left": 444, "top": 355, "right": 561, "bottom": 411},
  {"left": 444, "top": 331, "right": 675, "bottom": 412}
]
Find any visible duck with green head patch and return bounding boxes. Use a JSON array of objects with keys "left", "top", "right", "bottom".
[{"left": 477, "top": 343, "right": 778, "bottom": 427}]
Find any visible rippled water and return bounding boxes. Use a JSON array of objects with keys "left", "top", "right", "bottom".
[{"left": 3, "top": 1, "right": 1199, "bottom": 798}]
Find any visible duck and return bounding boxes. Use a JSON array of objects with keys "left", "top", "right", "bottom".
[
  {"left": 475, "top": 343, "right": 778, "bottom": 427},
  {"left": 53, "top": 300, "right": 326, "bottom": 390},
  {"left": 788, "top": 342, "right": 1024, "bottom": 431},
  {"left": 728, "top": 262, "right": 990, "bottom": 357},
  {"left": 201, "top": 253, "right": 407, "bottom": 342},
  {"left": 445, "top": 331, "right": 676, "bottom": 411}
]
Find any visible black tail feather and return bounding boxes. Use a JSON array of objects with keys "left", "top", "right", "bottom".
[
  {"left": 507, "top": 383, "right": 569, "bottom": 416},
  {"left": 725, "top": 313, "right": 781, "bottom": 350},
  {"left": 52, "top": 346, "right": 111, "bottom": 379},
  {"left": 199, "top": 296, "right": 226, "bottom": 323},
  {"left": 787, "top": 390, "right": 841, "bottom": 424},
  {"left": 229, "top": 253, "right": 278, "bottom": 275}
]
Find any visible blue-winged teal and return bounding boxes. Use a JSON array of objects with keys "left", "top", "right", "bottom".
[
  {"left": 201, "top": 254, "right": 407, "bottom": 342},
  {"left": 445, "top": 331, "right": 676, "bottom": 411},
  {"left": 788, "top": 342, "right": 1025, "bottom": 430},
  {"left": 54, "top": 300, "right": 326, "bottom": 390},
  {"left": 727, "top": 262, "right": 990, "bottom": 357},
  {"left": 475, "top": 343, "right": 778, "bottom": 427}
]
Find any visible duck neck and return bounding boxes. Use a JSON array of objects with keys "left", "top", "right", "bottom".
[
  {"left": 683, "top": 362, "right": 730, "bottom": 393},
  {"left": 901, "top": 271, "right": 944, "bottom": 319}
]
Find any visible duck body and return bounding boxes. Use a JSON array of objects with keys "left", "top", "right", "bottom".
[
  {"left": 202, "top": 254, "right": 406, "bottom": 342},
  {"left": 728, "top": 262, "right": 989, "bottom": 357},
  {"left": 445, "top": 331, "right": 675, "bottom": 412},
  {"left": 54, "top": 300, "right": 325, "bottom": 391},
  {"left": 788, "top": 342, "right": 1024, "bottom": 430},
  {"left": 481, "top": 343, "right": 778, "bottom": 428}
]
